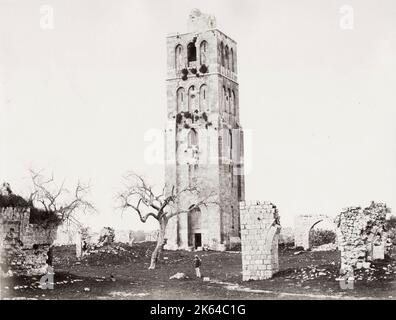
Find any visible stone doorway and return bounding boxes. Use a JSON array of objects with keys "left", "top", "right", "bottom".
[{"left": 194, "top": 233, "right": 202, "bottom": 249}]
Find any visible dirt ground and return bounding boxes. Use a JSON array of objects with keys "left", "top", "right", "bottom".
[{"left": 1, "top": 242, "right": 395, "bottom": 300}]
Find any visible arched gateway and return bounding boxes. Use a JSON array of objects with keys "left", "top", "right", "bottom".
[{"left": 294, "top": 214, "right": 335, "bottom": 250}]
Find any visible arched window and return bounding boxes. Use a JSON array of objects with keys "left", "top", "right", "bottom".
[
  {"left": 229, "top": 129, "right": 233, "bottom": 159},
  {"left": 187, "top": 42, "right": 197, "bottom": 65},
  {"left": 175, "top": 45, "right": 183, "bottom": 70},
  {"left": 200, "top": 41, "right": 208, "bottom": 65},
  {"left": 231, "top": 206, "right": 235, "bottom": 229},
  {"left": 199, "top": 84, "right": 208, "bottom": 111},
  {"left": 188, "top": 129, "right": 198, "bottom": 147},
  {"left": 228, "top": 88, "right": 232, "bottom": 114},
  {"left": 225, "top": 45, "right": 229, "bottom": 69},
  {"left": 222, "top": 86, "right": 227, "bottom": 112},
  {"left": 176, "top": 87, "right": 185, "bottom": 112},
  {"left": 220, "top": 42, "right": 225, "bottom": 67},
  {"left": 232, "top": 90, "right": 236, "bottom": 115},
  {"left": 188, "top": 85, "right": 197, "bottom": 113},
  {"left": 230, "top": 48, "right": 234, "bottom": 72}
]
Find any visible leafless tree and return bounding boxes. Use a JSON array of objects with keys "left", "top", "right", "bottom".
[
  {"left": 118, "top": 172, "right": 217, "bottom": 270},
  {"left": 28, "top": 169, "right": 95, "bottom": 227}
]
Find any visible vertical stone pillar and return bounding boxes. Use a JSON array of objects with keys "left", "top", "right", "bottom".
[{"left": 240, "top": 201, "right": 281, "bottom": 281}]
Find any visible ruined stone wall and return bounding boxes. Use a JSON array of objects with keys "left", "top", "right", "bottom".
[
  {"left": 335, "top": 202, "right": 391, "bottom": 278},
  {"left": 240, "top": 201, "right": 281, "bottom": 281},
  {"left": 1, "top": 207, "right": 58, "bottom": 276}
]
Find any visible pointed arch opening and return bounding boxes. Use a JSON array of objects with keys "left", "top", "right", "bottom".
[
  {"left": 187, "top": 42, "right": 197, "bottom": 65},
  {"left": 220, "top": 42, "right": 225, "bottom": 67},
  {"left": 176, "top": 87, "right": 186, "bottom": 112},
  {"left": 188, "top": 128, "right": 198, "bottom": 148},
  {"left": 188, "top": 85, "right": 197, "bottom": 113},
  {"left": 227, "top": 88, "right": 232, "bottom": 114},
  {"left": 200, "top": 41, "right": 208, "bottom": 65},
  {"left": 232, "top": 90, "right": 236, "bottom": 115},
  {"left": 230, "top": 48, "right": 234, "bottom": 72},
  {"left": 225, "top": 45, "right": 229, "bottom": 69},
  {"left": 222, "top": 86, "right": 227, "bottom": 113},
  {"left": 199, "top": 84, "right": 208, "bottom": 111},
  {"left": 175, "top": 44, "right": 183, "bottom": 70}
]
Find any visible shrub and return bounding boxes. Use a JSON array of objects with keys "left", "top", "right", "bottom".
[
  {"left": 309, "top": 229, "right": 336, "bottom": 247},
  {"left": 29, "top": 208, "right": 62, "bottom": 226},
  {"left": 199, "top": 64, "right": 208, "bottom": 74},
  {"left": 184, "top": 111, "right": 192, "bottom": 119},
  {"left": 176, "top": 113, "right": 183, "bottom": 124},
  {"left": 0, "top": 194, "right": 29, "bottom": 208}
]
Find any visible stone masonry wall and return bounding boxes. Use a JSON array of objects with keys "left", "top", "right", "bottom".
[
  {"left": 164, "top": 11, "right": 244, "bottom": 251},
  {"left": 1, "top": 207, "right": 58, "bottom": 276},
  {"left": 240, "top": 201, "right": 281, "bottom": 281},
  {"left": 335, "top": 202, "right": 391, "bottom": 279}
]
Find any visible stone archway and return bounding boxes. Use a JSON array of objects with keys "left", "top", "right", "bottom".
[
  {"left": 188, "top": 207, "right": 202, "bottom": 249},
  {"left": 294, "top": 214, "right": 334, "bottom": 250}
]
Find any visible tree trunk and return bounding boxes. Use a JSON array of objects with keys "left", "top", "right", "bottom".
[{"left": 148, "top": 217, "right": 167, "bottom": 270}]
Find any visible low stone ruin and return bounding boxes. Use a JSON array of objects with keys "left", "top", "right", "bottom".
[
  {"left": 335, "top": 201, "right": 393, "bottom": 279},
  {"left": 98, "top": 227, "right": 115, "bottom": 245},
  {"left": 240, "top": 201, "right": 281, "bottom": 281},
  {"left": 1, "top": 207, "right": 59, "bottom": 276},
  {"left": 0, "top": 184, "right": 60, "bottom": 276}
]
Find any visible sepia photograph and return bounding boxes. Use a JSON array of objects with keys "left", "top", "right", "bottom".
[{"left": 0, "top": 0, "right": 395, "bottom": 310}]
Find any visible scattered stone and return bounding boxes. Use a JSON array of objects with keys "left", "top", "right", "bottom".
[
  {"left": 170, "top": 272, "right": 188, "bottom": 280},
  {"left": 312, "top": 243, "right": 337, "bottom": 252}
]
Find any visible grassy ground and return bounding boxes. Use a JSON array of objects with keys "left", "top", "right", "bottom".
[{"left": 1, "top": 242, "right": 395, "bottom": 300}]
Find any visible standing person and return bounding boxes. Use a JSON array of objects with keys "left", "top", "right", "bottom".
[{"left": 194, "top": 255, "right": 201, "bottom": 278}]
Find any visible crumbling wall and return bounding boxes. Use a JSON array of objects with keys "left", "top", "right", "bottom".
[
  {"left": 335, "top": 202, "right": 392, "bottom": 279},
  {"left": 240, "top": 201, "right": 281, "bottom": 281},
  {"left": 294, "top": 214, "right": 334, "bottom": 250},
  {"left": 1, "top": 207, "right": 58, "bottom": 276}
]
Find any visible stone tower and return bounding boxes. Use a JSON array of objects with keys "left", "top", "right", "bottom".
[{"left": 164, "top": 9, "right": 245, "bottom": 251}]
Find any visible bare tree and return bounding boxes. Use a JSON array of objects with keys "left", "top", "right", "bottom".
[
  {"left": 118, "top": 172, "right": 217, "bottom": 270},
  {"left": 28, "top": 169, "right": 95, "bottom": 227}
]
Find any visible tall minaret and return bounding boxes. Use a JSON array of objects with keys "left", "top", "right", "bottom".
[{"left": 164, "top": 9, "right": 245, "bottom": 251}]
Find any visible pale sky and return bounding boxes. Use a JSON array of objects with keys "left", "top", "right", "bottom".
[{"left": 1, "top": 0, "right": 395, "bottom": 231}]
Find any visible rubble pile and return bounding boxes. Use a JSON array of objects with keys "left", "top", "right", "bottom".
[
  {"left": 311, "top": 243, "right": 337, "bottom": 252},
  {"left": 169, "top": 272, "right": 189, "bottom": 280},
  {"left": 82, "top": 242, "right": 155, "bottom": 266},
  {"left": 2, "top": 244, "right": 50, "bottom": 276},
  {"left": 98, "top": 227, "right": 115, "bottom": 245},
  {"left": 335, "top": 202, "right": 393, "bottom": 279},
  {"left": 283, "top": 265, "right": 337, "bottom": 282},
  {"left": 353, "top": 260, "right": 396, "bottom": 281},
  {"left": 282, "top": 259, "right": 396, "bottom": 284}
]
